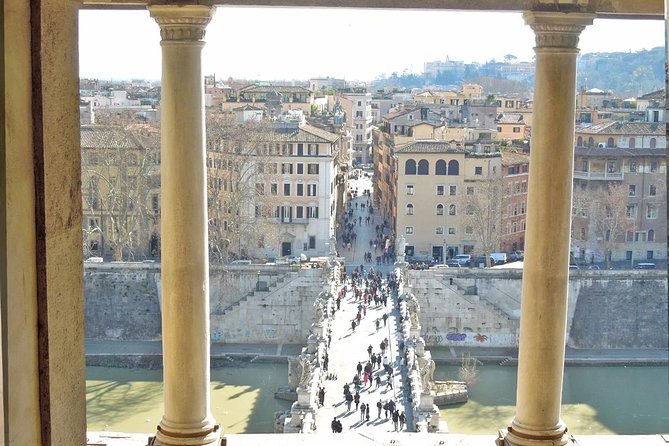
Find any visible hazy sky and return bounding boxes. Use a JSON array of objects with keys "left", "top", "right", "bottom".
[{"left": 79, "top": 7, "right": 665, "bottom": 82}]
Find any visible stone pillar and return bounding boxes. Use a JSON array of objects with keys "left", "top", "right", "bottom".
[
  {"left": 149, "top": 5, "right": 221, "bottom": 446},
  {"left": 504, "top": 12, "right": 593, "bottom": 446}
]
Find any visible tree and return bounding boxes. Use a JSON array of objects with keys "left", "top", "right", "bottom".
[
  {"left": 206, "top": 112, "right": 282, "bottom": 263},
  {"left": 591, "top": 183, "right": 634, "bottom": 269},
  {"left": 81, "top": 122, "right": 161, "bottom": 261},
  {"left": 460, "top": 177, "right": 504, "bottom": 267}
]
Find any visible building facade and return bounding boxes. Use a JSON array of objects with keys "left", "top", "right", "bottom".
[{"left": 500, "top": 150, "right": 530, "bottom": 253}]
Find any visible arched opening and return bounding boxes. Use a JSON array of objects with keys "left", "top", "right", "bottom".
[
  {"left": 405, "top": 159, "right": 416, "bottom": 175},
  {"left": 447, "top": 160, "right": 459, "bottom": 176},
  {"left": 417, "top": 159, "right": 429, "bottom": 175},
  {"left": 435, "top": 159, "right": 447, "bottom": 175}
]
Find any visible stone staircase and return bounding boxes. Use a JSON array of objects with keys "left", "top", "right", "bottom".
[
  {"left": 434, "top": 275, "right": 516, "bottom": 323},
  {"left": 216, "top": 271, "right": 299, "bottom": 317}
]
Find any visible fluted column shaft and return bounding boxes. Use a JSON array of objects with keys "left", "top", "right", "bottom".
[
  {"left": 505, "top": 11, "right": 593, "bottom": 446},
  {"left": 149, "top": 5, "right": 220, "bottom": 446}
]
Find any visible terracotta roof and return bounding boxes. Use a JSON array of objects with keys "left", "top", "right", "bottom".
[
  {"left": 80, "top": 125, "right": 144, "bottom": 149},
  {"left": 574, "top": 147, "right": 665, "bottom": 157},
  {"left": 501, "top": 150, "right": 530, "bottom": 166},
  {"left": 394, "top": 140, "right": 465, "bottom": 154},
  {"left": 238, "top": 85, "right": 311, "bottom": 94},
  {"left": 383, "top": 107, "right": 420, "bottom": 121},
  {"left": 637, "top": 89, "right": 665, "bottom": 100},
  {"left": 576, "top": 121, "right": 664, "bottom": 135}
]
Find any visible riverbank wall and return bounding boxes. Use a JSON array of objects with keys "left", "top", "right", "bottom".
[
  {"left": 84, "top": 263, "right": 325, "bottom": 344},
  {"left": 407, "top": 268, "right": 667, "bottom": 349}
]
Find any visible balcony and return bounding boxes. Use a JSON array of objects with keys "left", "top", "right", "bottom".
[{"left": 573, "top": 170, "right": 624, "bottom": 181}]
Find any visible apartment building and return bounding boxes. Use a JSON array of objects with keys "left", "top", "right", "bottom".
[
  {"left": 496, "top": 113, "right": 530, "bottom": 140},
  {"left": 209, "top": 120, "right": 343, "bottom": 260},
  {"left": 500, "top": 150, "right": 530, "bottom": 253},
  {"left": 572, "top": 121, "right": 666, "bottom": 262},
  {"left": 395, "top": 141, "right": 502, "bottom": 261},
  {"left": 80, "top": 124, "right": 161, "bottom": 260},
  {"left": 338, "top": 92, "right": 373, "bottom": 165}
]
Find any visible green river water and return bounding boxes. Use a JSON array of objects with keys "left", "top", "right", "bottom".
[{"left": 87, "top": 363, "right": 669, "bottom": 435}]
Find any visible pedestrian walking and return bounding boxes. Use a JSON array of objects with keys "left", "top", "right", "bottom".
[
  {"left": 331, "top": 417, "right": 338, "bottom": 433},
  {"left": 360, "top": 402, "right": 367, "bottom": 421},
  {"left": 376, "top": 400, "right": 382, "bottom": 418},
  {"left": 382, "top": 313, "right": 388, "bottom": 326},
  {"left": 392, "top": 410, "right": 399, "bottom": 431},
  {"left": 399, "top": 412, "right": 406, "bottom": 431},
  {"left": 356, "top": 362, "right": 362, "bottom": 377},
  {"left": 367, "top": 344, "right": 373, "bottom": 360},
  {"left": 345, "top": 392, "right": 353, "bottom": 411},
  {"left": 351, "top": 320, "right": 356, "bottom": 332},
  {"left": 375, "top": 375, "right": 381, "bottom": 388},
  {"left": 354, "top": 392, "right": 360, "bottom": 410},
  {"left": 366, "top": 403, "right": 370, "bottom": 421}
]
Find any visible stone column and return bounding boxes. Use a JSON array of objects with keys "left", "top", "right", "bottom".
[
  {"left": 504, "top": 11, "right": 593, "bottom": 446},
  {"left": 149, "top": 5, "right": 221, "bottom": 446}
]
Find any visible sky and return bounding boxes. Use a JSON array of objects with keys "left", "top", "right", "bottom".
[{"left": 79, "top": 7, "right": 665, "bottom": 82}]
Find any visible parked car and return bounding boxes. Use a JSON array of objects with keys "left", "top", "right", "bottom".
[
  {"left": 453, "top": 254, "right": 471, "bottom": 266},
  {"left": 569, "top": 264, "right": 580, "bottom": 270},
  {"left": 445, "top": 259, "right": 462, "bottom": 267},
  {"left": 508, "top": 250, "right": 524, "bottom": 261},
  {"left": 635, "top": 262, "right": 656, "bottom": 269},
  {"left": 472, "top": 256, "right": 495, "bottom": 267},
  {"left": 230, "top": 259, "right": 252, "bottom": 265},
  {"left": 491, "top": 252, "right": 507, "bottom": 264},
  {"left": 432, "top": 263, "right": 450, "bottom": 269}
]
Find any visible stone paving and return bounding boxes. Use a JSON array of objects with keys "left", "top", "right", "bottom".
[{"left": 311, "top": 170, "right": 411, "bottom": 434}]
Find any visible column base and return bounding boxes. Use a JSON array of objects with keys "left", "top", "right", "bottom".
[
  {"left": 153, "top": 419, "right": 223, "bottom": 446},
  {"left": 498, "top": 422, "right": 570, "bottom": 446}
]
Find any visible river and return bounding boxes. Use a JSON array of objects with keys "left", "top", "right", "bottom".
[{"left": 87, "top": 363, "right": 669, "bottom": 435}]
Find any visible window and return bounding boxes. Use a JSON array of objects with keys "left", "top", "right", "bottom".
[
  {"left": 256, "top": 183, "right": 265, "bottom": 195},
  {"left": 449, "top": 185, "right": 457, "bottom": 196},
  {"left": 606, "top": 160, "right": 616, "bottom": 173},
  {"left": 435, "top": 160, "right": 447, "bottom": 175},
  {"left": 650, "top": 161, "right": 658, "bottom": 172},
  {"left": 283, "top": 183, "right": 291, "bottom": 196},
  {"left": 505, "top": 100, "right": 514, "bottom": 108},
  {"left": 151, "top": 195, "right": 159, "bottom": 212},
  {"left": 588, "top": 137, "right": 595, "bottom": 148},
  {"left": 513, "top": 127, "right": 521, "bottom": 133},
  {"left": 406, "top": 185, "right": 415, "bottom": 195},
  {"left": 521, "top": 181, "right": 527, "bottom": 193},
  {"left": 626, "top": 204, "right": 637, "bottom": 218},
  {"left": 355, "top": 111, "right": 363, "bottom": 118},
  {"left": 648, "top": 229, "right": 655, "bottom": 242},
  {"left": 436, "top": 227, "right": 444, "bottom": 235},
  {"left": 465, "top": 226, "right": 473, "bottom": 235},
  {"left": 649, "top": 184, "right": 656, "bottom": 196},
  {"left": 628, "top": 184, "right": 636, "bottom": 196},
  {"left": 647, "top": 250, "right": 654, "bottom": 259},
  {"left": 629, "top": 161, "right": 637, "bottom": 173},
  {"left": 635, "top": 232, "right": 646, "bottom": 242},
  {"left": 297, "top": 163, "right": 304, "bottom": 174},
  {"left": 405, "top": 226, "right": 414, "bottom": 234},
  {"left": 406, "top": 204, "right": 414, "bottom": 215},
  {"left": 307, "top": 164, "right": 319, "bottom": 174},
  {"left": 581, "top": 158, "right": 589, "bottom": 172},
  {"left": 270, "top": 183, "right": 278, "bottom": 196},
  {"left": 417, "top": 159, "right": 429, "bottom": 175},
  {"left": 449, "top": 204, "right": 456, "bottom": 216},
  {"left": 475, "top": 166, "right": 483, "bottom": 175},
  {"left": 306, "top": 206, "right": 319, "bottom": 218},
  {"left": 436, "top": 204, "right": 444, "bottom": 215},
  {"left": 309, "top": 236, "right": 316, "bottom": 249},
  {"left": 580, "top": 228, "right": 586, "bottom": 241},
  {"left": 307, "top": 184, "right": 317, "bottom": 196},
  {"left": 650, "top": 138, "right": 657, "bottom": 149},
  {"left": 646, "top": 205, "right": 657, "bottom": 219},
  {"left": 628, "top": 137, "right": 636, "bottom": 149},
  {"left": 448, "top": 227, "right": 456, "bottom": 235},
  {"left": 577, "top": 136, "right": 583, "bottom": 146},
  {"left": 405, "top": 159, "right": 416, "bottom": 175},
  {"left": 436, "top": 185, "right": 444, "bottom": 196},
  {"left": 255, "top": 205, "right": 262, "bottom": 218},
  {"left": 297, "top": 144, "right": 304, "bottom": 156},
  {"left": 357, "top": 101, "right": 362, "bottom": 106},
  {"left": 296, "top": 183, "right": 304, "bottom": 196},
  {"left": 448, "top": 160, "right": 460, "bottom": 175},
  {"left": 522, "top": 164, "right": 528, "bottom": 173},
  {"left": 607, "top": 137, "right": 615, "bottom": 148},
  {"left": 466, "top": 186, "right": 474, "bottom": 195},
  {"left": 296, "top": 206, "right": 304, "bottom": 219}
]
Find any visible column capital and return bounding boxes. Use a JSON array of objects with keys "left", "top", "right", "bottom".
[
  {"left": 523, "top": 11, "right": 594, "bottom": 50},
  {"left": 149, "top": 5, "right": 214, "bottom": 42}
]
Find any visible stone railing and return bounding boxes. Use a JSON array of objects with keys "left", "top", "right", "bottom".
[{"left": 396, "top": 266, "right": 442, "bottom": 432}]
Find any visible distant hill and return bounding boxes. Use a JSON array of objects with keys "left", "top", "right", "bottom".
[
  {"left": 576, "top": 47, "right": 665, "bottom": 98},
  {"left": 371, "top": 47, "right": 665, "bottom": 98}
]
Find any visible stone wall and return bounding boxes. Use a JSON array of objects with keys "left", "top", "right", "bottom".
[
  {"left": 408, "top": 269, "right": 668, "bottom": 349},
  {"left": 84, "top": 263, "right": 324, "bottom": 343}
]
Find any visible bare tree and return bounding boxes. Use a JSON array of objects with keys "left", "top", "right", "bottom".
[
  {"left": 460, "top": 177, "right": 504, "bottom": 267},
  {"left": 81, "top": 122, "right": 160, "bottom": 261},
  {"left": 206, "top": 112, "right": 282, "bottom": 263},
  {"left": 591, "top": 183, "right": 634, "bottom": 269}
]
